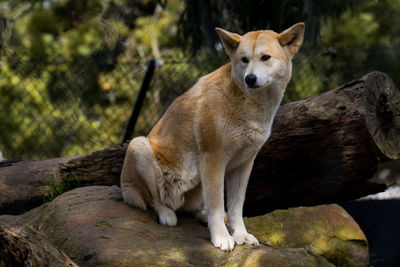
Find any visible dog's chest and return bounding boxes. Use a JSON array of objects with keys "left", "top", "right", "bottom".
[
  {"left": 226, "top": 104, "right": 272, "bottom": 144},
  {"left": 242, "top": 120, "right": 270, "bottom": 146},
  {"left": 226, "top": 118, "right": 271, "bottom": 170}
]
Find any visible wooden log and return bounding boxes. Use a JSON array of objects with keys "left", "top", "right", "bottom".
[
  {"left": 0, "top": 71, "right": 399, "bottom": 215},
  {"left": 244, "top": 71, "right": 400, "bottom": 216},
  {"left": 0, "top": 222, "right": 77, "bottom": 266},
  {"left": 0, "top": 157, "right": 78, "bottom": 214},
  {"left": 0, "top": 147, "right": 126, "bottom": 214}
]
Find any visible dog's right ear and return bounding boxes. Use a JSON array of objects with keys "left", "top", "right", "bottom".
[{"left": 216, "top": 28, "right": 241, "bottom": 57}]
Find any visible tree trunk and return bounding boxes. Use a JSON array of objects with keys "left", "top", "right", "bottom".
[{"left": 1, "top": 71, "right": 399, "bottom": 215}]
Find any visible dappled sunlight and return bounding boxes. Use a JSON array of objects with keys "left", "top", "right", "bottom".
[{"left": 267, "top": 231, "right": 286, "bottom": 247}]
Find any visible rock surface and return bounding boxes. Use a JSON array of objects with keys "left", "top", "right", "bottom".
[{"left": 0, "top": 186, "right": 369, "bottom": 266}]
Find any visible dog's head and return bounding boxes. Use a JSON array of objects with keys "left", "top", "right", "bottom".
[{"left": 216, "top": 23, "right": 305, "bottom": 92}]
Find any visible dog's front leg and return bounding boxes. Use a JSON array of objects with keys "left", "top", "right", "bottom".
[
  {"left": 200, "top": 153, "right": 235, "bottom": 251},
  {"left": 226, "top": 156, "right": 259, "bottom": 246}
]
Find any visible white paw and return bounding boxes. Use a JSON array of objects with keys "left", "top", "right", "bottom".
[
  {"left": 158, "top": 208, "right": 178, "bottom": 226},
  {"left": 212, "top": 232, "right": 235, "bottom": 252},
  {"left": 233, "top": 231, "right": 259, "bottom": 246}
]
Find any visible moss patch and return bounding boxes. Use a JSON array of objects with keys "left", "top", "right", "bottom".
[{"left": 245, "top": 204, "right": 368, "bottom": 266}]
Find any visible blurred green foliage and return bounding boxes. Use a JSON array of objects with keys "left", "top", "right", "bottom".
[
  {"left": 285, "top": 0, "right": 400, "bottom": 102},
  {"left": 0, "top": 0, "right": 181, "bottom": 158},
  {"left": 0, "top": 0, "right": 400, "bottom": 159}
]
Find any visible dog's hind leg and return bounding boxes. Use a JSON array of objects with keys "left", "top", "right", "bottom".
[
  {"left": 182, "top": 183, "right": 207, "bottom": 223},
  {"left": 121, "top": 137, "right": 177, "bottom": 226}
]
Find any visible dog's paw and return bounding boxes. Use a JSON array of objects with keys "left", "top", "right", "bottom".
[
  {"left": 158, "top": 207, "right": 178, "bottom": 226},
  {"left": 212, "top": 232, "right": 235, "bottom": 251},
  {"left": 233, "top": 232, "right": 259, "bottom": 246}
]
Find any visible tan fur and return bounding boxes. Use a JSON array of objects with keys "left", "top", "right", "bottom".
[{"left": 120, "top": 23, "right": 305, "bottom": 251}]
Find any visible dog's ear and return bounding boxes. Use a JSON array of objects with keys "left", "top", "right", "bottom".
[
  {"left": 278, "top": 22, "right": 305, "bottom": 58},
  {"left": 216, "top": 28, "right": 241, "bottom": 57}
]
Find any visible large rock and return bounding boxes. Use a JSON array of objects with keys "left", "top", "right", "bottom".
[
  {"left": 245, "top": 206, "right": 369, "bottom": 266},
  {"left": 0, "top": 186, "right": 368, "bottom": 266}
]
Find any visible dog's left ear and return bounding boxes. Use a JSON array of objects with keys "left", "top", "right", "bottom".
[
  {"left": 278, "top": 22, "right": 305, "bottom": 58},
  {"left": 216, "top": 28, "right": 241, "bottom": 58}
]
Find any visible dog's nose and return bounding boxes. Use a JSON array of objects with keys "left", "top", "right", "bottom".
[{"left": 245, "top": 74, "right": 257, "bottom": 87}]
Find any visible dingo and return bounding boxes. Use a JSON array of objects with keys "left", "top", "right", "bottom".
[{"left": 121, "top": 23, "right": 305, "bottom": 251}]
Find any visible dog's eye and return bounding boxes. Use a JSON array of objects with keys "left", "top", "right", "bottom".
[
  {"left": 261, "top": 55, "right": 271, "bottom": 61},
  {"left": 241, "top": 57, "right": 249, "bottom": 63}
]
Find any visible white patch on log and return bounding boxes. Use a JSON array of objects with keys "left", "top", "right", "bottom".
[
  {"left": 361, "top": 186, "right": 400, "bottom": 200},
  {"left": 0, "top": 150, "right": 5, "bottom": 161}
]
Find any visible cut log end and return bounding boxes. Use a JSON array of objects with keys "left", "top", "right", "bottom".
[{"left": 362, "top": 72, "right": 400, "bottom": 161}]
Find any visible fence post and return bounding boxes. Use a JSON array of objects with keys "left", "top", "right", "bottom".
[{"left": 121, "top": 58, "right": 157, "bottom": 144}]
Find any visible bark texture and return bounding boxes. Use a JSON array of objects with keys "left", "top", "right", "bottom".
[
  {"left": 0, "top": 71, "right": 399, "bottom": 215},
  {"left": 0, "top": 223, "right": 77, "bottom": 267}
]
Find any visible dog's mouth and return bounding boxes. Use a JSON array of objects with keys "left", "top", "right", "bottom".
[{"left": 247, "top": 79, "right": 272, "bottom": 89}]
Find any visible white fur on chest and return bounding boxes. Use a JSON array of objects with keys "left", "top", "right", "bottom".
[{"left": 225, "top": 116, "right": 273, "bottom": 172}]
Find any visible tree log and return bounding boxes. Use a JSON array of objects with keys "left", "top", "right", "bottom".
[
  {"left": 0, "top": 147, "right": 126, "bottom": 214},
  {"left": 244, "top": 71, "right": 400, "bottom": 216},
  {"left": 1, "top": 71, "right": 399, "bottom": 215},
  {"left": 0, "top": 222, "right": 77, "bottom": 266}
]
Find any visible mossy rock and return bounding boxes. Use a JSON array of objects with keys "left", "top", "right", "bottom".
[
  {"left": 245, "top": 205, "right": 369, "bottom": 266},
  {"left": 0, "top": 186, "right": 368, "bottom": 266}
]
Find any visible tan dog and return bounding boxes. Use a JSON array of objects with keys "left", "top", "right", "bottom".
[{"left": 121, "top": 23, "right": 305, "bottom": 251}]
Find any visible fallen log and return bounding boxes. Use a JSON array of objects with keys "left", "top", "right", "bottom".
[
  {"left": 0, "top": 223, "right": 77, "bottom": 266},
  {"left": 0, "top": 147, "right": 126, "bottom": 214},
  {"left": 1, "top": 71, "right": 399, "bottom": 215},
  {"left": 244, "top": 71, "right": 400, "bottom": 216}
]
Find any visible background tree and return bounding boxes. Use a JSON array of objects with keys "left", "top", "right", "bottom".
[
  {"left": 177, "top": 0, "right": 364, "bottom": 52},
  {"left": 178, "top": 0, "right": 400, "bottom": 101}
]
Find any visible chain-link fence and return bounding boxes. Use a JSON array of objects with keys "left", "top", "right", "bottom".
[
  {"left": 125, "top": 46, "right": 400, "bottom": 141},
  {"left": 1, "top": 46, "right": 400, "bottom": 160},
  {"left": 0, "top": 54, "right": 146, "bottom": 160}
]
